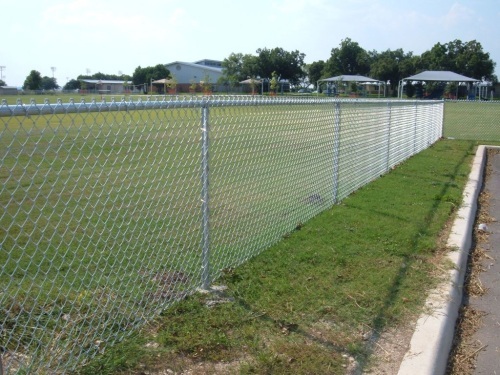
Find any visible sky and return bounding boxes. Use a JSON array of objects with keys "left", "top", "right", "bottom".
[{"left": 0, "top": 0, "right": 498, "bottom": 87}]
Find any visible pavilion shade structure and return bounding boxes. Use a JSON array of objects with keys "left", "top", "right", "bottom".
[
  {"left": 403, "top": 71, "right": 479, "bottom": 82},
  {"left": 399, "top": 70, "right": 479, "bottom": 98},
  {"left": 317, "top": 75, "right": 385, "bottom": 97}
]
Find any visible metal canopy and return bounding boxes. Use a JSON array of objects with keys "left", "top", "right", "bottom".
[
  {"left": 399, "top": 70, "right": 479, "bottom": 98},
  {"left": 317, "top": 75, "right": 385, "bottom": 97},
  {"left": 402, "top": 70, "right": 479, "bottom": 82},
  {"left": 318, "top": 74, "right": 382, "bottom": 83},
  {"left": 152, "top": 78, "right": 174, "bottom": 84},
  {"left": 239, "top": 78, "right": 262, "bottom": 84}
]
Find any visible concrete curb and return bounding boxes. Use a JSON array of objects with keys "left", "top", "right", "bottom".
[{"left": 397, "top": 145, "right": 490, "bottom": 375}]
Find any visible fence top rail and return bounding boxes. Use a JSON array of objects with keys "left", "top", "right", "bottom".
[
  {"left": 444, "top": 98, "right": 500, "bottom": 104},
  {"left": 0, "top": 96, "right": 444, "bottom": 117}
]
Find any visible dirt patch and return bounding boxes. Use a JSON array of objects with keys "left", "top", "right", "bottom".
[{"left": 359, "top": 322, "right": 418, "bottom": 375}]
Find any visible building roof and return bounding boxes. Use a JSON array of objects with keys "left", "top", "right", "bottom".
[
  {"left": 318, "top": 75, "right": 382, "bottom": 83},
  {"left": 152, "top": 79, "right": 174, "bottom": 84},
  {"left": 193, "top": 59, "right": 223, "bottom": 67},
  {"left": 165, "top": 61, "right": 222, "bottom": 73},
  {"left": 81, "top": 79, "right": 127, "bottom": 84},
  {"left": 402, "top": 71, "right": 479, "bottom": 82},
  {"left": 240, "top": 78, "right": 262, "bottom": 84}
]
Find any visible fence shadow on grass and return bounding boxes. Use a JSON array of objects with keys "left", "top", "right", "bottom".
[{"left": 353, "top": 140, "right": 476, "bottom": 373}]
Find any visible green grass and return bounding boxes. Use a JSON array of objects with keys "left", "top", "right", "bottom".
[
  {"left": 444, "top": 100, "right": 500, "bottom": 140},
  {"left": 79, "top": 139, "right": 484, "bottom": 374},
  {"left": 0, "top": 92, "right": 269, "bottom": 106}
]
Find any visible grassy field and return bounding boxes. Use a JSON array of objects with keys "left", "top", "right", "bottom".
[{"left": 443, "top": 100, "right": 500, "bottom": 140}]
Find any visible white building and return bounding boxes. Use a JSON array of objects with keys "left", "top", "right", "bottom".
[{"left": 165, "top": 60, "right": 223, "bottom": 93}]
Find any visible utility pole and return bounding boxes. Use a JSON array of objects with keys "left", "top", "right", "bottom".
[
  {"left": 0, "top": 66, "right": 5, "bottom": 81},
  {"left": 51, "top": 66, "right": 56, "bottom": 78}
]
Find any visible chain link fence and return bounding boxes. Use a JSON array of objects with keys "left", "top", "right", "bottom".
[
  {"left": 0, "top": 96, "right": 443, "bottom": 374},
  {"left": 443, "top": 99, "right": 500, "bottom": 141}
]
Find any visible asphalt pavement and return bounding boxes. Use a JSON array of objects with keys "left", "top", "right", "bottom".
[{"left": 469, "top": 149, "right": 500, "bottom": 374}]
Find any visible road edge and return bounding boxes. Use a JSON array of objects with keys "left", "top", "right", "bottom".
[{"left": 397, "top": 144, "right": 489, "bottom": 375}]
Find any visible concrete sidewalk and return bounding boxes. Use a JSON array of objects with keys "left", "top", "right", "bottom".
[{"left": 397, "top": 145, "right": 500, "bottom": 375}]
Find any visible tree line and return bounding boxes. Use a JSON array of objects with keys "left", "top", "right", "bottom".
[
  {"left": 219, "top": 38, "right": 496, "bottom": 95},
  {"left": 20, "top": 64, "right": 170, "bottom": 92},
  {"left": 16, "top": 37, "right": 496, "bottom": 96}
]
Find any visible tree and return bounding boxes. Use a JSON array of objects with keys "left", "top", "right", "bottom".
[
  {"left": 307, "top": 60, "right": 326, "bottom": 89},
  {"left": 220, "top": 53, "right": 246, "bottom": 88},
  {"left": 420, "top": 42, "right": 450, "bottom": 71},
  {"left": 41, "top": 76, "right": 59, "bottom": 90},
  {"left": 131, "top": 64, "right": 171, "bottom": 89},
  {"left": 167, "top": 75, "right": 178, "bottom": 93},
  {"left": 63, "top": 79, "right": 81, "bottom": 91},
  {"left": 370, "top": 49, "right": 416, "bottom": 95},
  {"left": 0, "top": 79, "right": 6, "bottom": 86},
  {"left": 454, "top": 40, "right": 496, "bottom": 82},
  {"left": 420, "top": 39, "right": 497, "bottom": 82},
  {"left": 189, "top": 79, "right": 197, "bottom": 93},
  {"left": 270, "top": 71, "right": 279, "bottom": 94},
  {"left": 221, "top": 48, "right": 306, "bottom": 90},
  {"left": 256, "top": 47, "right": 306, "bottom": 85},
  {"left": 240, "top": 54, "right": 260, "bottom": 80},
  {"left": 23, "top": 70, "right": 43, "bottom": 90},
  {"left": 77, "top": 72, "right": 132, "bottom": 81},
  {"left": 200, "top": 73, "right": 212, "bottom": 94},
  {"left": 324, "top": 38, "right": 371, "bottom": 77}
]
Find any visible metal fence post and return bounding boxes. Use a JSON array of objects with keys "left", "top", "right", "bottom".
[
  {"left": 201, "top": 103, "right": 211, "bottom": 290},
  {"left": 332, "top": 100, "right": 341, "bottom": 203},
  {"left": 414, "top": 100, "right": 418, "bottom": 153},
  {"left": 440, "top": 100, "right": 445, "bottom": 138},
  {"left": 386, "top": 101, "right": 392, "bottom": 172}
]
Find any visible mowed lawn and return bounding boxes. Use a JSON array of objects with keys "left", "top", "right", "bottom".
[{"left": 444, "top": 100, "right": 500, "bottom": 140}]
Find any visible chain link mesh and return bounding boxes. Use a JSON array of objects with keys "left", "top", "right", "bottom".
[
  {"left": 0, "top": 96, "right": 443, "bottom": 374},
  {"left": 443, "top": 100, "right": 500, "bottom": 141}
]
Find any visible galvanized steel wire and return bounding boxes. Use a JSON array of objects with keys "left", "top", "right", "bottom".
[{"left": 0, "top": 96, "right": 443, "bottom": 374}]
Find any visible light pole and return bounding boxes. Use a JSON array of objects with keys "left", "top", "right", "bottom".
[{"left": 0, "top": 66, "right": 5, "bottom": 81}]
